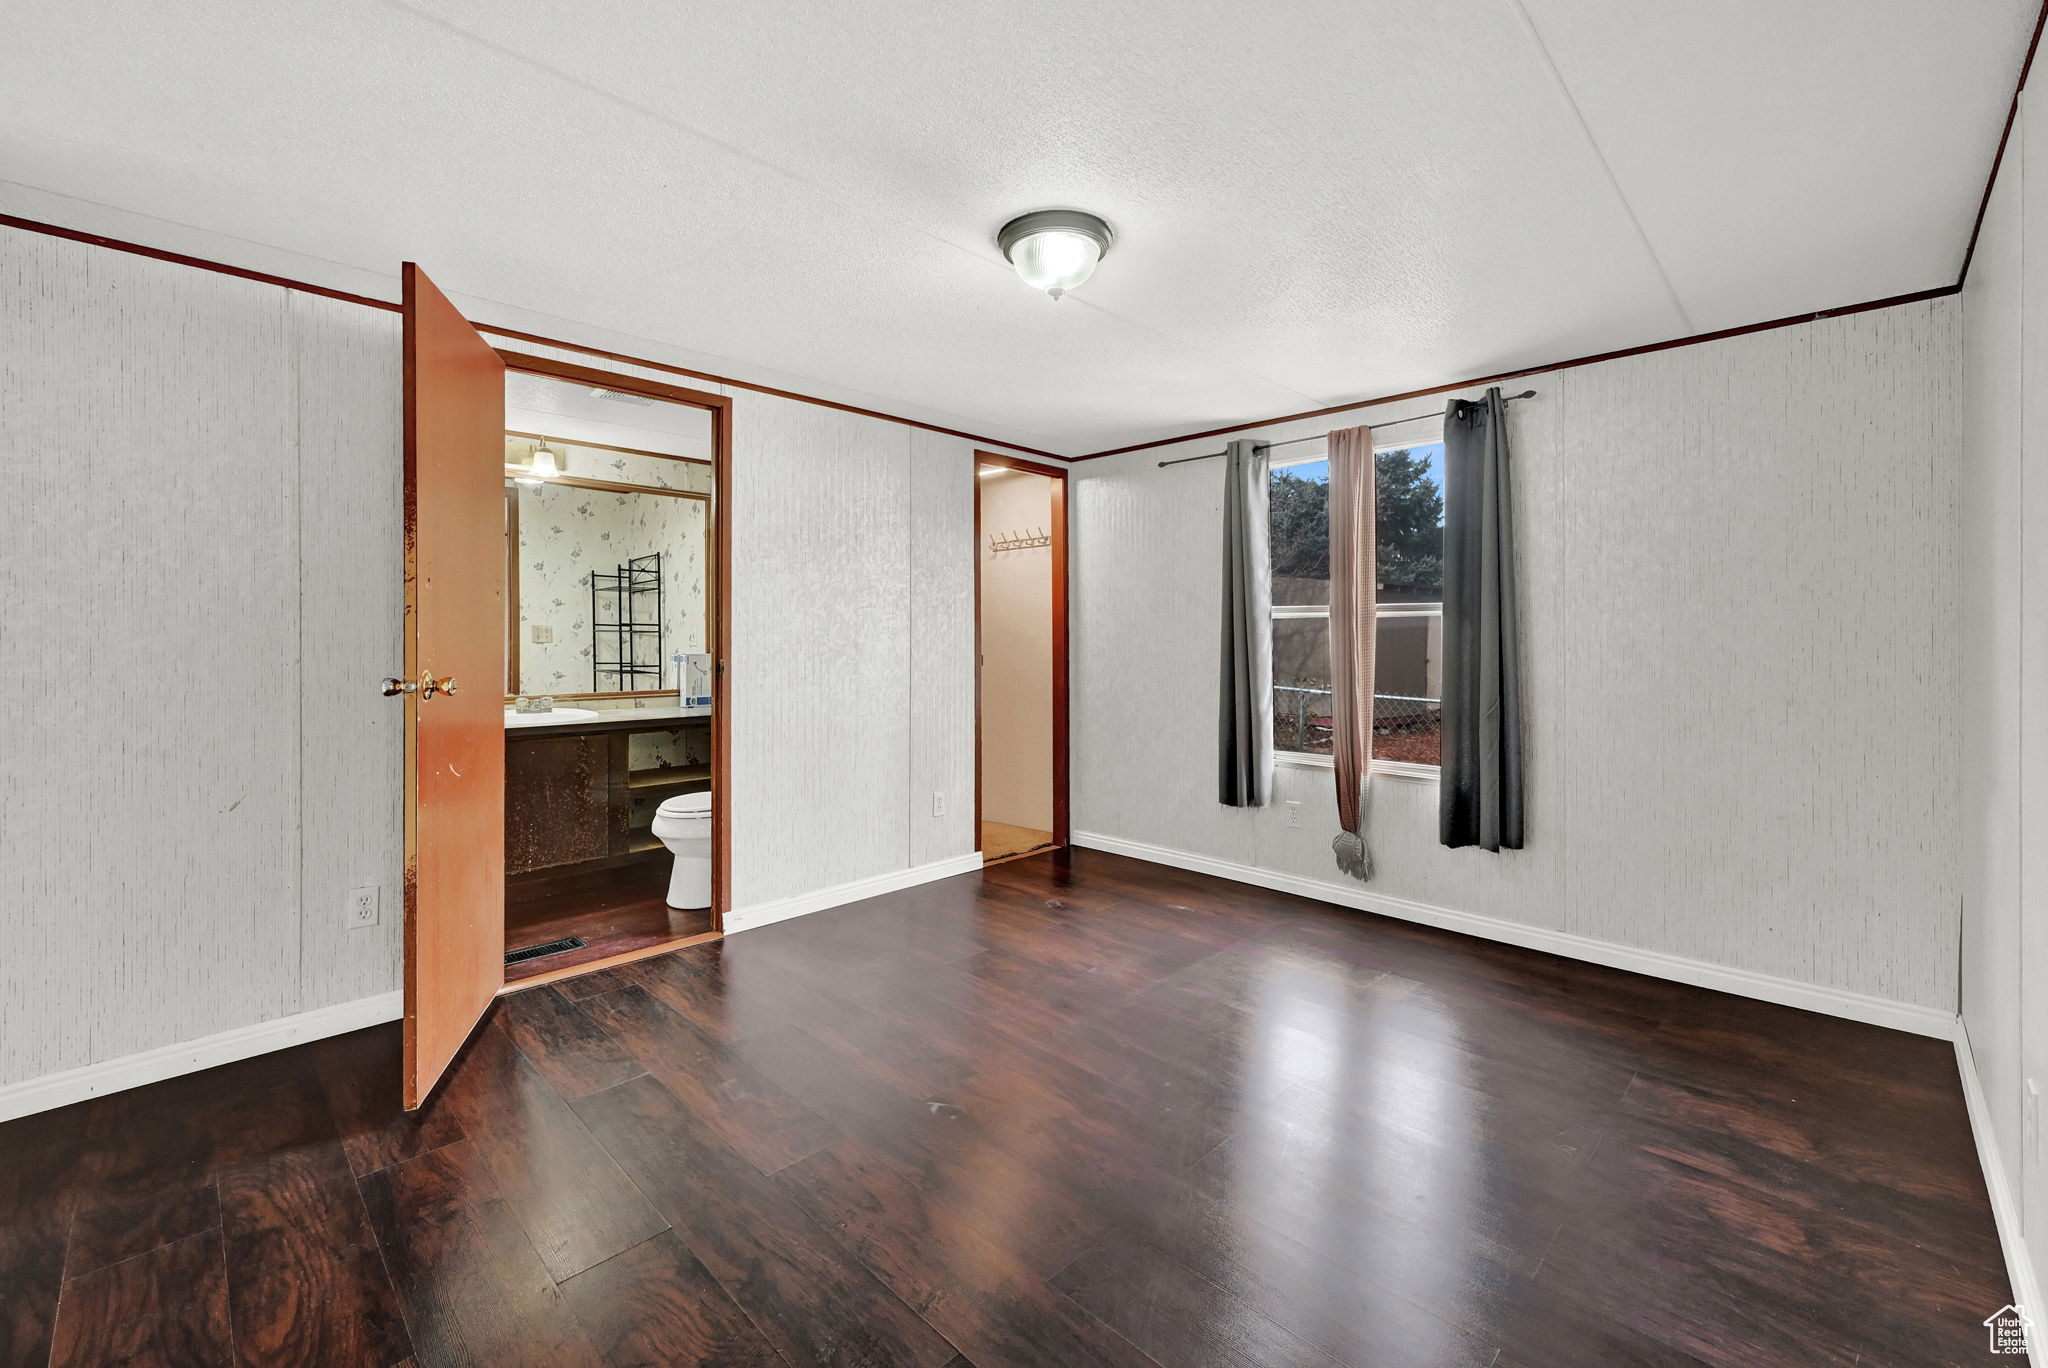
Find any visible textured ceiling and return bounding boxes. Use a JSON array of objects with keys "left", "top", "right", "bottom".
[
  {"left": 505, "top": 370, "right": 711, "bottom": 460},
  {"left": 1, "top": 0, "right": 2034, "bottom": 455}
]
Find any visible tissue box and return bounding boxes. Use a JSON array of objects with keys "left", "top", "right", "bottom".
[{"left": 680, "top": 654, "right": 714, "bottom": 709}]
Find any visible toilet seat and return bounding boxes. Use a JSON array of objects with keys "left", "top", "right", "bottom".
[{"left": 656, "top": 792, "right": 712, "bottom": 817}]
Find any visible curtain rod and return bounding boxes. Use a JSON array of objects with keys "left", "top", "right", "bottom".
[{"left": 1155, "top": 390, "right": 1537, "bottom": 468}]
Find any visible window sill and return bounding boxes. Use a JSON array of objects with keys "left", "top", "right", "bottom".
[{"left": 1275, "top": 752, "right": 1439, "bottom": 783}]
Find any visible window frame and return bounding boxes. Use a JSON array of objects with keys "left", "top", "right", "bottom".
[{"left": 1269, "top": 425, "right": 1443, "bottom": 782}]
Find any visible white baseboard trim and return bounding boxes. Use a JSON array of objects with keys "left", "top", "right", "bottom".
[
  {"left": 1955, "top": 1020, "right": 2043, "bottom": 1345},
  {"left": 0, "top": 990, "right": 403, "bottom": 1125},
  {"left": 725, "top": 852, "right": 984, "bottom": 935},
  {"left": 0, "top": 853, "right": 986, "bottom": 1123},
  {"left": 1073, "top": 831, "right": 1955, "bottom": 1039}
]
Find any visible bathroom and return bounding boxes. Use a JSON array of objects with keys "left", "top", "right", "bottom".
[{"left": 498, "top": 366, "right": 722, "bottom": 984}]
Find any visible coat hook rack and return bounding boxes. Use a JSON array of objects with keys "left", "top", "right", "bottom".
[{"left": 990, "top": 526, "right": 1053, "bottom": 553}]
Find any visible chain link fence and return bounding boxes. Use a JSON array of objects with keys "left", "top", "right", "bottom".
[{"left": 1274, "top": 686, "right": 1442, "bottom": 766}]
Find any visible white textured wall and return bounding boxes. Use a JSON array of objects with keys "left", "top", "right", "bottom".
[
  {"left": 2019, "top": 84, "right": 2048, "bottom": 1260},
  {"left": 1963, "top": 82, "right": 2048, "bottom": 1274},
  {"left": 907, "top": 431, "right": 981, "bottom": 869},
  {"left": 1075, "top": 299, "right": 1962, "bottom": 1011},
  {"left": 0, "top": 228, "right": 406, "bottom": 1087},
  {"left": 0, "top": 226, "right": 996, "bottom": 1096},
  {"left": 293, "top": 294, "right": 406, "bottom": 1013},
  {"left": 1962, "top": 109, "right": 2026, "bottom": 1204}
]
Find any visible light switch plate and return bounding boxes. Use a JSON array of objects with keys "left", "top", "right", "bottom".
[{"left": 532, "top": 625, "right": 554, "bottom": 644}]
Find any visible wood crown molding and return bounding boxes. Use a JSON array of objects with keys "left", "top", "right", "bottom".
[
  {"left": 0, "top": 185, "right": 1986, "bottom": 470},
  {"left": 1069, "top": 283, "right": 1960, "bottom": 462},
  {"left": 0, "top": 210, "right": 1067, "bottom": 461}
]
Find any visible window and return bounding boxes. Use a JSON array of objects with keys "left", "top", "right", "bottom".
[{"left": 1269, "top": 431, "right": 1445, "bottom": 769}]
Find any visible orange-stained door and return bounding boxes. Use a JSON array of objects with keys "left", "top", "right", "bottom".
[{"left": 398, "top": 263, "right": 506, "bottom": 1109}]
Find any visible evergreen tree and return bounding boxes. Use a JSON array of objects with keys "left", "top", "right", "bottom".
[
  {"left": 1265, "top": 448, "right": 1444, "bottom": 594},
  {"left": 1269, "top": 469, "right": 1331, "bottom": 581},
  {"left": 1375, "top": 447, "right": 1443, "bottom": 594}
]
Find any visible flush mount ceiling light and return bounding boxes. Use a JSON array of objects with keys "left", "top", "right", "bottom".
[
  {"left": 514, "top": 441, "right": 561, "bottom": 486},
  {"left": 998, "top": 210, "right": 1114, "bottom": 300}
]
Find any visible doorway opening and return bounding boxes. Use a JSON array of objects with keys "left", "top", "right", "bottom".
[
  {"left": 495, "top": 353, "right": 731, "bottom": 989},
  {"left": 975, "top": 453, "right": 1069, "bottom": 865},
  {"left": 398, "top": 266, "right": 735, "bottom": 1106}
]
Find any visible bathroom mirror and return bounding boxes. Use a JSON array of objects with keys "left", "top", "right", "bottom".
[
  {"left": 503, "top": 433, "right": 713, "bottom": 698},
  {"left": 501, "top": 368, "right": 716, "bottom": 699}
]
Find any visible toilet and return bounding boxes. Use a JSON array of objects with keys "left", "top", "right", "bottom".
[{"left": 650, "top": 791, "right": 713, "bottom": 909}]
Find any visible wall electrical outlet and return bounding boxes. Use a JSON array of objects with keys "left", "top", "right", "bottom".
[
  {"left": 932, "top": 791, "right": 947, "bottom": 818},
  {"left": 1286, "top": 801, "right": 1302, "bottom": 829},
  {"left": 346, "top": 885, "right": 380, "bottom": 930},
  {"left": 531, "top": 625, "right": 554, "bottom": 644}
]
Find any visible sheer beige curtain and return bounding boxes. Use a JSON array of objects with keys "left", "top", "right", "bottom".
[{"left": 1328, "top": 425, "right": 1376, "bottom": 879}]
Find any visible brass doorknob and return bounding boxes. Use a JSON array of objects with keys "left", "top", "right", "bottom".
[{"left": 382, "top": 672, "right": 457, "bottom": 697}]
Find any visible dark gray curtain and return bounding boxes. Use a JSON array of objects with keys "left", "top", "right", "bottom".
[
  {"left": 1440, "top": 387, "right": 1524, "bottom": 850},
  {"left": 1218, "top": 438, "right": 1272, "bottom": 807}
]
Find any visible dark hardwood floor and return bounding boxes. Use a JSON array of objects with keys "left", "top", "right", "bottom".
[
  {"left": 0, "top": 848, "right": 2014, "bottom": 1367},
  {"left": 504, "top": 857, "right": 714, "bottom": 983}
]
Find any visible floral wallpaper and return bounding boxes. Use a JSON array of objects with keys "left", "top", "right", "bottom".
[{"left": 508, "top": 441, "right": 710, "bottom": 696}]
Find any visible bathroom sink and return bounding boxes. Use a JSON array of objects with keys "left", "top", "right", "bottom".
[{"left": 504, "top": 707, "right": 602, "bottom": 729}]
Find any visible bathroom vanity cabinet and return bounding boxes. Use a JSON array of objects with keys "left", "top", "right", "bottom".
[{"left": 505, "top": 709, "right": 710, "bottom": 878}]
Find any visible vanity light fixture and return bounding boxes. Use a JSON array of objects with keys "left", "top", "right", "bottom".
[
  {"left": 998, "top": 210, "right": 1114, "bottom": 300},
  {"left": 514, "top": 441, "right": 562, "bottom": 487}
]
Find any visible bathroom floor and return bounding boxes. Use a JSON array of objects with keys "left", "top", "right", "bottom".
[{"left": 503, "top": 859, "right": 715, "bottom": 985}]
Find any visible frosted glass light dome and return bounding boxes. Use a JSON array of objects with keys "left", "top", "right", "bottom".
[
  {"left": 514, "top": 442, "right": 561, "bottom": 486},
  {"left": 998, "top": 210, "right": 1114, "bottom": 301}
]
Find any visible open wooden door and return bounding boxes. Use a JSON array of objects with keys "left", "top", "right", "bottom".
[{"left": 398, "top": 263, "right": 506, "bottom": 1109}]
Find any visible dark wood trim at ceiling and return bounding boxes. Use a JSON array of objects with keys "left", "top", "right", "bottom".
[
  {"left": 973, "top": 452, "right": 1071, "bottom": 851},
  {"left": 480, "top": 322, "right": 1062, "bottom": 460},
  {"left": 1957, "top": 0, "right": 2048, "bottom": 286},
  {"left": 0, "top": 210, "right": 1065, "bottom": 461},
  {"left": 1070, "top": 282, "right": 1960, "bottom": 461},
  {"left": 495, "top": 347, "right": 736, "bottom": 933},
  {"left": 0, "top": 195, "right": 1987, "bottom": 469},
  {"left": 0, "top": 211, "right": 399, "bottom": 312}
]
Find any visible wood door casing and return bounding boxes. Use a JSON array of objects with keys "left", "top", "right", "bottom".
[
  {"left": 402, "top": 263, "right": 508, "bottom": 1109},
  {"left": 972, "top": 452, "right": 1070, "bottom": 851},
  {"left": 492, "top": 349, "right": 732, "bottom": 928}
]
